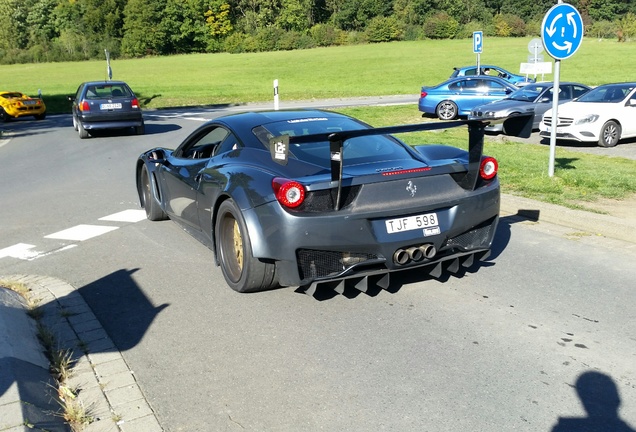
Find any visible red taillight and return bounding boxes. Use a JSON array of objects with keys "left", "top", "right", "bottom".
[
  {"left": 272, "top": 178, "right": 305, "bottom": 208},
  {"left": 132, "top": 98, "right": 140, "bottom": 109},
  {"left": 479, "top": 157, "right": 498, "bottom": 180},
  {"left": 420, "top": 91, "right": 428, "bottom": 98},
  {"left": 80, "top": 100, "right": 90, "bottom": 112}
]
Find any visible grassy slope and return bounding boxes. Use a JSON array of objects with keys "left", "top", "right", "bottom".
[
  {"left": 1, "top": 38, "right": 634, "bottom": 112},
  {"left": 2, "top": 38, "right": 636, "bottom": 209}
]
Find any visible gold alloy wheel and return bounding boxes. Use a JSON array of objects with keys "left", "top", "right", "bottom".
[{"left": 232, "top": 219, "right": 243, "bottom": 270}]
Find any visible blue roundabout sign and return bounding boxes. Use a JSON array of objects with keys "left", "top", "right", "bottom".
[{"left": 541, "top": 3, "right": 584, "bottom": 60}]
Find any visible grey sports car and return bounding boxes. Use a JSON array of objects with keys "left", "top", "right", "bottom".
[
  {"left": 469, "top": 82, "right": 590, "bottom": 134},
  {"left": 136, "top": 109, "right": 530, "bottom": 295}
]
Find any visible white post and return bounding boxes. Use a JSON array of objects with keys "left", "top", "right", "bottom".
[{"left": 273, "top": 79, "right": 279, "bottom": 111}]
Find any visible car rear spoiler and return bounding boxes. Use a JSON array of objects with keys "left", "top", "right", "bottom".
[{"left": 270, "top": 113, "right": 532, "bottom": 210}]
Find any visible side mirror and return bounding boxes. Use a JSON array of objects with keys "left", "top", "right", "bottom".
[
  {"left": 630, "top": 99, "right": 636, "bottom": 106},
  {"left": 540, "top": 97, "right": 551, "bottom": 103}
]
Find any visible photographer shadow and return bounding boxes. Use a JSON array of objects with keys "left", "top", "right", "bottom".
[{"left": 552, "top": 371, "right": 635, "bottom": 432}]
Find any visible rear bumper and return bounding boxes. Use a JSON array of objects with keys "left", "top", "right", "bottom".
[
  {"left": 245, "top": 182, "right": 501, "bottom": 288},
  {"left": 79, "top": 113, "right": 143, "bottom": 130}
]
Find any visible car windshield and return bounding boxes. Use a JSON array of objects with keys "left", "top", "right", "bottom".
[
  {"left": 253, "top": 117, "right": 414, "bottom": 168},
  {"left": 507, "top": 84, "right": 549, "bottom": 102},
  {"left": 576, "top": 84, "right": 635, "bottom": 103}
]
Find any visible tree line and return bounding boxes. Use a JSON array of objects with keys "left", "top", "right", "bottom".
[{"left": 1, "top": 0, "right": 635, "bottom": 64}]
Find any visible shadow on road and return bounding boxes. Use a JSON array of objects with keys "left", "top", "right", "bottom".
[{"left": 551, "top": 371, "right": 636, "bottom": 432}]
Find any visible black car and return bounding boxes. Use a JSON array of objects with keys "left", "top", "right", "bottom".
[
  {"left": 69, "top": 81, "right": 144, "bottom": 139},
  {"left": 136, "top": 109, "right": 531, "bottom": 295}
]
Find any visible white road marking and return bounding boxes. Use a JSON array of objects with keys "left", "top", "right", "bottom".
[
  {"left": 100, "top": 209, "right": 147, "bottom": 223},
  {"left": 45, "top": 224, "right": 119, "bottom": 241},
  {"left": 0, "top": 243, "right": 42, "bottom": 260}
]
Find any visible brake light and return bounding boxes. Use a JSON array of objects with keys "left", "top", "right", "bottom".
[
  {"left": 479, "top": 157, "right": 498, "bottom": 180},
  {"left": 420, "top": 91, "right": 428, "bottom": 98},
  {"left": 80, "top": 100, "right": 90, "bottom": 112},
  {"left": 272, "top": 178, "right": 305, "bottom": 208},
  {"left": 132, "top": 98, "right": 140, "bottom": 109}
]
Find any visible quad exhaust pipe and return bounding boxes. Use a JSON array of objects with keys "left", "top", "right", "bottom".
[{"left": 393, "top": 244, "right": 437, "bottom": 265}]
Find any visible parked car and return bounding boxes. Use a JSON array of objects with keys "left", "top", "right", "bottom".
[
  {"left": 136, "top": 109, "right": 529, "bottom": 294},
  {"left": 419, "top": 76, "right": 517, "bottom": 120},
  {"left": 469, "top": 82, "right": 591, "bottom": 134},
  {"left": 451, "top": 65, "right": 535, "bottom": 86},
  {"left": 540, "top": 82, "right": 636, "bottom": 147},
  {"left": 0, "top": 91, "right": 46, "bottom": 121},
  {"left": 69, "top": 81, "right": 144, "bottom": 139}
]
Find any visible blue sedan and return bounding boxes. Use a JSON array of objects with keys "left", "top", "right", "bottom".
[
  {"left": 451, "top": 65, "right": 535, "bottom": 86},
  {"left": 419, "top": 76, "right": 517, "bottom": 120}
]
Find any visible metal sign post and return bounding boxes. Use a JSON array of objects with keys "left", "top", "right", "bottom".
[
  {"left": 541, "top": 2, "right": 583, "bottom": 177},
  {"left": 473, "top": 31, "right": 483, "bottom": 72},
  {"left": 273, "top": 79, "right": 279, "bottom": 110},
  {"left": 105, "top": 49, "right": 112, "bottom": 81}
]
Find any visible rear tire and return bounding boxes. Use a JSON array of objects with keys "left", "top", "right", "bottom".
[
  {"left": 140, "top": 165, "right": 167, "bottom": 221},
  {"left": 215, "top": 199, "right": 278, "bottom": 293},
  {"left": 598, "top": 120, "right": 620, "bottom": 147},
  {"left": 34, "top": 113, "right": 46, "bottom": 120},
  {"left": 136, "top": 121, "right": 145, "bottom": 135},
  {"left": 436, "top": 101, "right": 458, "bottom": 120},
  {"left": 0, "top": 108, "right": 11, "bottom": 122},
  {"left": 78, "top": 121, "right": 89, "bottom": 139}
]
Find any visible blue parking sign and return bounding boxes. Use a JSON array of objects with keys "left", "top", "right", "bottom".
[
  {"left": 542, "top": 3, "right": 583, "bottom": 60},
  {"left": 473, "top": 31, "right": 483, "bottom": 54}
]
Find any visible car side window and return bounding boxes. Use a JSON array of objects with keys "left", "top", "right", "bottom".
[
  {"left": 485, "top": 80, "right": 506, "bottom": 91},
  {"left": 464, "top": 68, "right": 477, "bottom": 76},
  {"left": 214, "top": 133, "right": 240, "bottom": 156},
  {"left": 572, "top": 86, "right": 588, "bottom": 98},
  {"left": 179, "top": 126, "right": 229, "bottom": 159}
]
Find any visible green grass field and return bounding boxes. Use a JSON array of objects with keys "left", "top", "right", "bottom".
[
  {"left": 2, "top": 38, "right": 636, "bottom": 209},
  {"left": 1, "top": 38, "right": 634, "bottom": 113}
]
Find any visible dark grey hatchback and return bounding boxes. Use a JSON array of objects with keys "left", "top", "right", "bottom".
[{"left": 70, "top": 81, "right": 144, "bottom": 139}]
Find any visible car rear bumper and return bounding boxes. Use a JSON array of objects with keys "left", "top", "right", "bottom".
[
  {"left": 245, "top": 183, "right": 501, "bottom": 288},
  {"left": 80, "top": 113, "right": 143, "bottom": 130}
]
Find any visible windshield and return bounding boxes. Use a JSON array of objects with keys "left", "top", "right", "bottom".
[
  {"left": 507, "top": 84, "right": 549, "bottom": 102},
  {"left": 253, "top": 117, "right": 415, "bottom": 168},
  {"left": 576, "top": 84, "right": 635, "bottom": 103}
]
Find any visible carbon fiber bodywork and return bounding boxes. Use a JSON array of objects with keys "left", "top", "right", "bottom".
[{"left": 136, "top": 109, "right": 530, "bottom": 293}]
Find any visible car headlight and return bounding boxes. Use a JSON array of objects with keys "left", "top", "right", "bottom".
[{"left": 575, "top": 114, "right": 599, "bottom": 125}]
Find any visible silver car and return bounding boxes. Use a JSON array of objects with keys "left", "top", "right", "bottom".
[{"left": 469, "top": 82, "right": 590, "bottom": 134}]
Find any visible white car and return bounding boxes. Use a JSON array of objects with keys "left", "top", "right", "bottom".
[{"left": 539, "top": 82, "right": 636, "bottom": 147}]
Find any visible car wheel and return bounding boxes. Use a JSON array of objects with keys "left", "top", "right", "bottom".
[
  {"left": 136, "top": 121, "right": 145, "bottom": 135},
  {"left": 72, "top": 116, "right": 78, "bottom": 131},
  {"left": 598, "top": 120, "right": 621, "bottom": 148},
  {"left": 34, "top": 113, "right": 46, "bottom": 120},
  {"left": 140, "top": 165, "right": 168, "bottom": 221},
  {"left": 436, "top": 101, "right": 458, "bottom": 120},
  {"left": 215, "top": 199, "right": 278, "bottom": 293},
  {"left": 78, "top": 121, "right": 89, "bottom": 139},
  {"left": 0, "top": 108, "right": 11, "bottom": 122}
]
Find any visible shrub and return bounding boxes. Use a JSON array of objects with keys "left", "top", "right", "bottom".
[
  {"left": 310, "top": 23, "right": 340, "bottom": 47},
  {"left": 365, "top": 16, "right": 403, "bottom": 42},
  {"left": 279, "top": 31, "right": 315, "bottom": 50},
  {"left": 423, "top": 12, "right": 459, "bottom": 39},
  {"left": 253, "top": 27, "right": 285, "bottom": 51}
]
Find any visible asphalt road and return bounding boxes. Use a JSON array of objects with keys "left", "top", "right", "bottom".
[{"left": 1, "top": 102, "right": 635, "bottom": 431}]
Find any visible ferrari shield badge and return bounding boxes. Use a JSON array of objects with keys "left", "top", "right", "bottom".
[{"left": 269, "top": 135, "right": 289, "bottom": 165}]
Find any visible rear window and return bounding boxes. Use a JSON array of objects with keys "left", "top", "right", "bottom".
[
  {"left": 85, "top": 84, "right": 132, "bottom": 99},
  {"left": 253, "top": 117, "right": 414, "bottom": 168}
]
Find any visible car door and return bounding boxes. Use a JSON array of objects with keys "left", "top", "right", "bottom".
[
  {"left": 472, "top": 79, "right": 510, "bottom": 114},
  {"left": 452, "top": 79, "right": 484, "bottom": 114},
  {"left": 160, "top": 125, "right": 230, "bottom": 229},
  {"left": 618, "top": 88, "right": 636, "bottom": 138}
]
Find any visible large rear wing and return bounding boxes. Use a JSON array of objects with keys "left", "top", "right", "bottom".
[{"left": 270, "top": 113, "right": 532, "bottom": 210}]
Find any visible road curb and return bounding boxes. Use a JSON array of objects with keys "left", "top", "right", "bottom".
[
  {"left": 501, "top": 194, "right": 636, "bottom": 244},
  {"left": 0, "top": 275, "right": 163, "bottom": 432}
]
